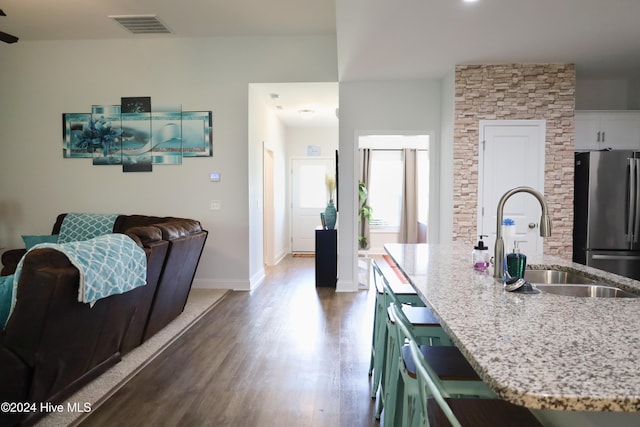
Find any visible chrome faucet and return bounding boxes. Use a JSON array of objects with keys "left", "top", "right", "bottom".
[{"left": 493, "top": 186, "right": 552, "bottom": 279}]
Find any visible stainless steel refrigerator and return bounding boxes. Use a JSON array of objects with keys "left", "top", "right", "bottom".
[{"left": 573, "top": 150, "right": 640, "bottom": 280}]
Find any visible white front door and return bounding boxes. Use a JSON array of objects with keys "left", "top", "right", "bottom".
[
  {"left": 291, "top": 157, "right": 334, "bottom": 252},
  {"left": 478, "top": 120, "right": 546, "bottom": 258}
]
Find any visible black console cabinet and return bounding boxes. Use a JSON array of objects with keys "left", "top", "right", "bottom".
[{"left": 315, "top": 229, "right": 337, "bottom": 287}]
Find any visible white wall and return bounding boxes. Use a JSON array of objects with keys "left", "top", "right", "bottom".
[
  {"left": 286, "top": 127, "right": 338, "bottom": 158},
  {"left": 0, "top": 36, "right": 337, "bottom": 290},
  {"left": 337, "top": 79, "right": 442, "bottom": 291},
  {"left": 248, "top": 86, "right": 287, "bottom": 283},
  {"left": 575, "top": 77, "right": 640, "bottom": 110},
  {"left": 439, "top": 70, "right": 455, "bottom": 243}
]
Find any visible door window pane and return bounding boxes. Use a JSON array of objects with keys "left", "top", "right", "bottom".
[{"left": 299, "top": 164, "right": 327, "bottom": 208}]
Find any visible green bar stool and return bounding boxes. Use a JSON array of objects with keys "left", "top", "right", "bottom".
[
  {"left": 407, "top": 338, "right": 543, "bottom": 427},
  {"left": 374, "top": 263, "right": 456, "bottom": 420},
  {"left": 369, "top": 260, "right": 426, "bottom": 393},
  {"left": 384, "top": 302, "right": 498, "bottom": 427}
]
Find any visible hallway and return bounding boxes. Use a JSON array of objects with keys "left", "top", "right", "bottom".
[{"left": 80, "top": 255, "right": 378, "bottom": 427}]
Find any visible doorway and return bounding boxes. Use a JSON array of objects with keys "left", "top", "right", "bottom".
[
  {"left": 251, "top": 82, "right": 338, "bottom": 270},
  {"left": 477, "top": 120, "right": 546, "bottom": 257},
  {"left": 358, "top": 133, "right": 430, "bottom": 253},
  {"left": 290, "top": 156, "right": 335, "bottom": 253}
]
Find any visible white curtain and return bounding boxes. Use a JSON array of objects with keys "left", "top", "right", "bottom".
[{"left": 399, "top": 148, "right": 418, "bottom": 243}]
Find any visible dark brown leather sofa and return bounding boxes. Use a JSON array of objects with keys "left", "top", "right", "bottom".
[{"left": 0, "top": 214, "right": 208, "bottom": 426}]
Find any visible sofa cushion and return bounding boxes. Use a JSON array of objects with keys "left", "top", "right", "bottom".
[
  {"left": 22, "top": 234, "right": 59, "bottom": 250},
  {"left": 155, "top": 219, "right": 203, "bottom": 239},
  {"left": 124, "top": 226, "right": 163, "bottom": 247}
]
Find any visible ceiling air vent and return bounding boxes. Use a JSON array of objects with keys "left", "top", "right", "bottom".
[{"left": 109, "top": 15, "right": 171, "bottom": 34}]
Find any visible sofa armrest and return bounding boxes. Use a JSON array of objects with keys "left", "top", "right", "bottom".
[
  {"left": 4, "top": 247, "right": 128, "bottom": 406},
  {"left": 1, "top": 249, "right": 27, "bottom": 276},
  {"left": 3, "top": 248, "right": 77, "bottom": 364}
]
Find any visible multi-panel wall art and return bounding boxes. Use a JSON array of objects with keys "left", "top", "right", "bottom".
[{"left": 63, "top": 97, "right": 212, "bottom": 172}]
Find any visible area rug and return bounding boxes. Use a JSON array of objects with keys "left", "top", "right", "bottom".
[{"left": 36, "top": 288, "right": 229, "bottom": 427}]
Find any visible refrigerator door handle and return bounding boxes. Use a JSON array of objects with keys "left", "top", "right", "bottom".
[
  {"left": 592, "top": 254, "right": 640, "bottom": 261},
  {"left": 627, "top": 157, "right": 636, "bottom": 244}
]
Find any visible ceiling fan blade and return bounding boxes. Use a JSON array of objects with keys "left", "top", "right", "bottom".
[{"left": 0, "top": 31, "right": 18, "bottom": 43}]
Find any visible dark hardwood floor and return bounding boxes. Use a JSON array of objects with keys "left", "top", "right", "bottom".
[{"left": 79, "top": 255, "right": 379, "bottom": 427}]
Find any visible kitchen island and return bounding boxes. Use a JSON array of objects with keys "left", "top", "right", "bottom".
[{"left": 384, "top": 243, "right": 640, "bottom": 427}]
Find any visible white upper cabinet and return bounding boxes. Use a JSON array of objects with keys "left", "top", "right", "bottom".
[
  {"left": 575, "top": 112, "right": 601, "bottom": 151},
  {"left": 575, "top": 111, "right": 640, "bottom": 151}
]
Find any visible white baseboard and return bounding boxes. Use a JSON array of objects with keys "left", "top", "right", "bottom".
[
  {"left": 336, "top": 279, "right": 357, "bottom": 292},
  {"left": 250, "top": 268, "right": 266, "bottom": 291},
  {"left": 192, "top": 278, "right": 249, "bottom": 291}
]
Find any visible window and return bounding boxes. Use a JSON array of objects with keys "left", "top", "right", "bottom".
[
  {"left": 368, "top": 150, "right": 403, "bottom": 229},
  {"left": 359, "top": 134, "right": 430, "bottom": 237},
  {"left": 298, "top": 164, "right": 328, "bottom": 208}
]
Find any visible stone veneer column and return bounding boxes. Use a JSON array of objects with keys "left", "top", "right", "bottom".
[{"left": 453, "top": 64, "right": 575, "bottom": 258}]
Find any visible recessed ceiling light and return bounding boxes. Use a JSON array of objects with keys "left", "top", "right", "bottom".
[
  {"left": 464, "top": 0, "right": 479, "bottom": 3},
  {"left": 298, "top": 109, "right": 315, "bottom": 119}
]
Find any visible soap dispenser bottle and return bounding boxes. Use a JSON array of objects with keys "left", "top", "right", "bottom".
[
  {"left": 506, "top": 241, "right": 527, "bottom": 279},
  {"left": 472, "top": 235, "right": 490, "bottom": 272}
]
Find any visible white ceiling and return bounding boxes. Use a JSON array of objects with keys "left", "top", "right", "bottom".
[
  {"left": 337, "top": 0, "right": 640, "bottom": 81},
  {"left": 251, "top": 82, "right": 339, "bottom": 128},
  {"left": 0, "top": 0, "right": 336, "bottom": 39},
  {"left": 2, "top": 0, "right": 640, "bottom": 126}
]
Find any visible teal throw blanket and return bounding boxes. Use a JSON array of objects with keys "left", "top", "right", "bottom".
[
  {"left": 12, "top": 234, "right": 147, "bottom": 313},
  {"left": 58, "top": 213, "right": 118, "bottom": 243},
  {"left": 0, "top": 274, "right": 13, "bottom": 327}
]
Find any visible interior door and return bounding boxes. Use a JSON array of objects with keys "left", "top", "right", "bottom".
[
  {"left": 291, "top": 157, "right": 334, "bottom": 252},
  {"left": 478, "top": 120, "right": 546, "bottom": 257}
]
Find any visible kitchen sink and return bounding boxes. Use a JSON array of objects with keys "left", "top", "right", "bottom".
[
  {"left": 523, "top": 269, "right": 593, "bottom": 285},
  {"left": 534, "top": 284, "right": 638, "bottom": 298},
  {"left": 523, "top": 269, "right": 638, "bottom": 298}
]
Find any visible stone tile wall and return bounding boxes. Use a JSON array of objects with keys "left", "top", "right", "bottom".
[{"left": 453, "top": 64, "right": 575, "bottom": 258}]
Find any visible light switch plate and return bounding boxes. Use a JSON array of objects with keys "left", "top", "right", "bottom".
[{"left": 210, "top": 200, "right": 221, "bottom": 210}]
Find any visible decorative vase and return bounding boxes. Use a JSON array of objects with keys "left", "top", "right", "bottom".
[{"left": 324, "top": 200, "right": 337, "bottom": 230}]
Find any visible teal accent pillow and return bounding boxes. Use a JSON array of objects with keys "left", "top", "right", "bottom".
[
  {"left": 22, "top": 234, "right": 59, "bottom": 250},
  {"left": 0, "top": 275, "right": 13, "bottom": 327}
]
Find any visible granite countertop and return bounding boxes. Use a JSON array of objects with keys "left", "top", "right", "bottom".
[{"left": 384, "top": 243, "right": 640, "bottom": 412}]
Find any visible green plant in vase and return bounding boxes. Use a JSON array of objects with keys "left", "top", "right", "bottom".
[{"left": 358, "top": 181, "right": 373, "bottom": 250}]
